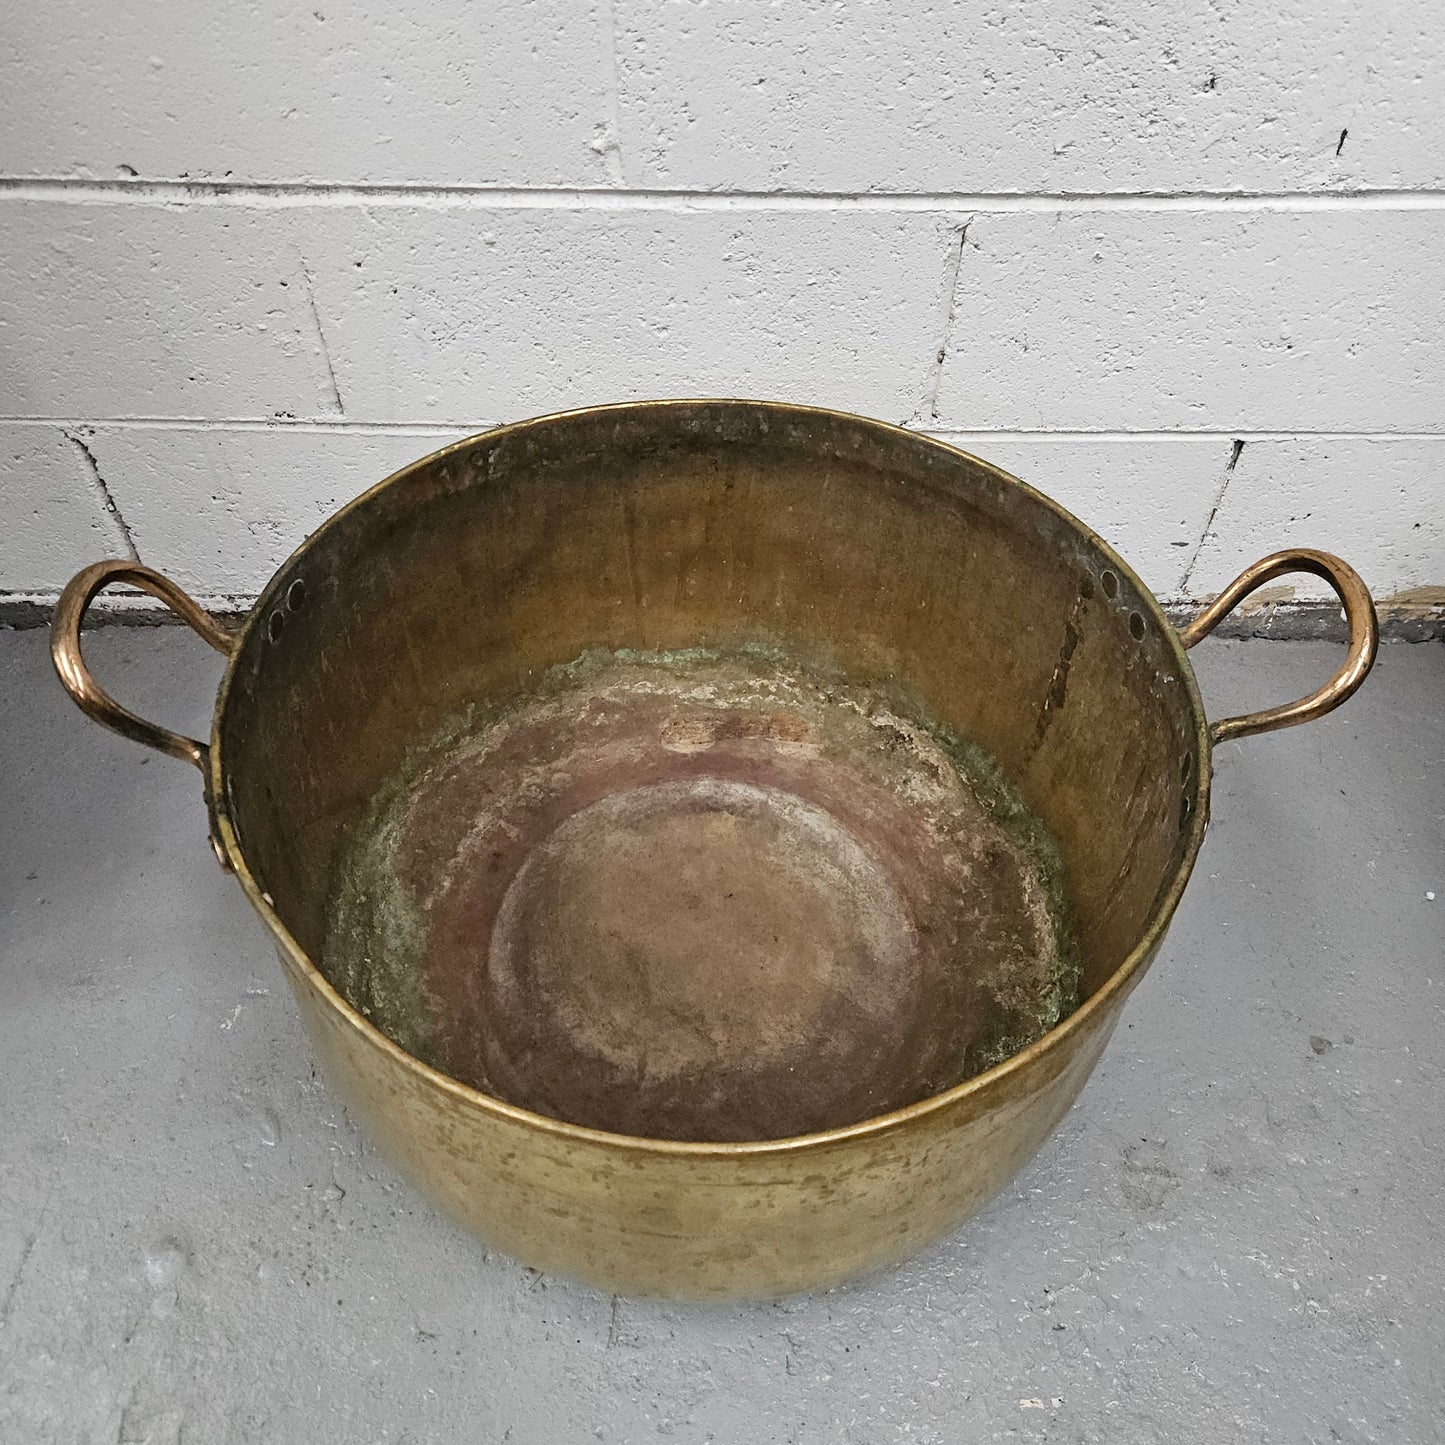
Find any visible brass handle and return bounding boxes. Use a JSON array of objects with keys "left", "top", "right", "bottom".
[
  {"left": 1178, "top": 549, "right": 1378, "bottom": 745},
  {"left": 51, "top": 560, "right": 237, "bottom": 771}
]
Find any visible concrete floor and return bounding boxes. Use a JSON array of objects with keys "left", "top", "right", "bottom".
[{"left": 0, "top": 628, "right": 1441, "bottom": 1445}]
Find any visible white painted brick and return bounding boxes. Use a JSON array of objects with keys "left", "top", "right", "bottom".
[
  {"left": 30, "top": 425, "right": 1444, "bottom": 609},
  {"left": 1, "top": 1, "right": 616, "bottom": 187},
  {"left": 12, "top": 200, "right": 1442, "bottom": 437},
  {"left": 2, "top": 201, "right": 950, "bottom": 424},
  {"left": 79, "top": 422, "right": 1228, "bottom": 604},
  {"left": 929, "top": 434, "right": 1226, "bottom": 598},
  {"left": 6, "top": 2, "right": 1441, "bottom": 193},
  {"left": 615, "top": 0, "right": 1445, "bottom": 193},
  {"left": 1191, "top": 438, "right": 1445, "bottom": 603},
  {"left": 298, "top": 206, "right": 950, "bottom": 422},
  {"left": 0, "top": 203, "right": 324, "bottom": 419},
  {"left": 936, "top": 211, "right": 1445, "bottom": 432},
  {"left": 1, "top": 0, "right": 1438, "bottom": 612},
  {"left": 0, "top": 425, "right": 126, "bottom": 592},
  {"left": 83, "top": 426, "right": 464, "bottom": 595}
]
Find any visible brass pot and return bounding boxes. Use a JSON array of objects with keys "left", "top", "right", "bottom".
[{"left": 52, "top": 402, "right": 1376, "bottom": 1299}]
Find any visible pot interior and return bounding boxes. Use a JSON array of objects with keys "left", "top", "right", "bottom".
[{"left": 218, "top": 403, "right": 1205, "bottom": 1139}]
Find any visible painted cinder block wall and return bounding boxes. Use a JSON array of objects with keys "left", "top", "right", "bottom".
[{"left": 2, "top": 1, "right": 1442, "bottom": 621}]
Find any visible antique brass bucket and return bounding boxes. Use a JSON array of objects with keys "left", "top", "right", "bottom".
[{"left": 52, "top": 402, "right": 1376, "bottom": 1299}]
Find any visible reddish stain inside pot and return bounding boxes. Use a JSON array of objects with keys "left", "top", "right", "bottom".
[{"left": 323, "top": 649, "right": 1079, "bottom": 1141}]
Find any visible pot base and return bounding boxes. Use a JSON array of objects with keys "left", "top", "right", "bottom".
[{"left": 324, "top": 647, "right": 1080, "bottom": 1141}]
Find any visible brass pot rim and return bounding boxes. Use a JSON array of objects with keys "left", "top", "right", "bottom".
[{"left": 208, "top": 398, "right": 1215, "bottom": 1157}]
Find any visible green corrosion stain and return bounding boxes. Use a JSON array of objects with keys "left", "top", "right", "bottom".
[
  {"left": 323, "top": 643, "right": 1084, "bottom": 1091},
  {"left": 323, "top": 787, "right": 435, "bottom": 1063},
  {"left": 913, "top": 714, "right": 1082, "bottom": 1064}
]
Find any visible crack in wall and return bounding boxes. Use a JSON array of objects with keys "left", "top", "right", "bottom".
[
  {"left": 299, "top": 259, "right": 345, "bottom": 416},
  {"left": 1179, "top": 438, "right": 1244, "bottom": 593},
  {"left": 910, "top": 220, "right": 969, "bottom": 426},
  {"left": 65, "top": 429, "right": 140, "bottom": 560}
]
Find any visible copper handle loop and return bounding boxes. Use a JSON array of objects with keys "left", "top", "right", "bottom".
[
  {"left": 50, "top": 560, "right": 237, "bottom": 771},
  {"left": 1178, "top": 548, "right": 1379, "bottom": 745}
]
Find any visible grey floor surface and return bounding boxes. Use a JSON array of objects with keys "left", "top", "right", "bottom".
[{"left": 0, "top": 628, "right": 1441, "bottom": 1445}]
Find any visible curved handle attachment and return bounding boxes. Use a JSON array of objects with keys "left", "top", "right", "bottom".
[
  {"left": 51, "top": 560, "right": 236, "bottom": 771},
  {"left": 1179, "top": 549, "right": 1378, "bottom": 745}
]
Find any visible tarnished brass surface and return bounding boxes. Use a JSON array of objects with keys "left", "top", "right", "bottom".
[{"left": 50, "top": 401, "right": 1379, "bottom": 1299}]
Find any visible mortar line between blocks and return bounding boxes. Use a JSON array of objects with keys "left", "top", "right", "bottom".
[
  {"left": 5, "top": 592, "right": 1437, "bottom": 642},
  {"left": 4, "top": 178, "right": 1445, "bottom": 211},
  {"left": 4, "top": 419, "right": 1444, "bottom": 441}
]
